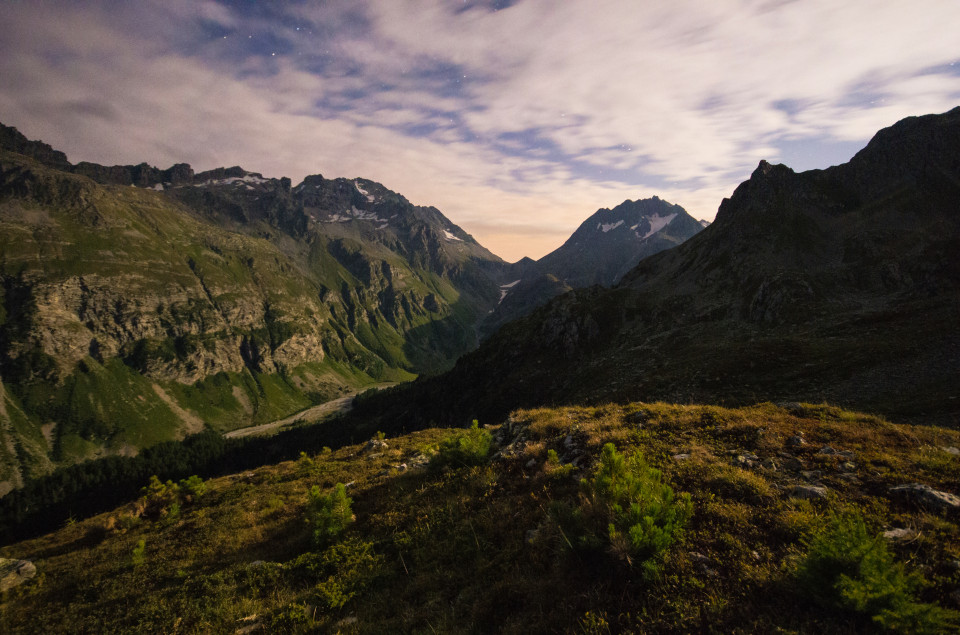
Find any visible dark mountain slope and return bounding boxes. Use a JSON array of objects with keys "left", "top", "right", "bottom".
[
  {"left": 356, "top": 107, "right": 960, "bottom": 432},
  {"left": 482, "top": 197, "right": 703, "bottom": 334}
]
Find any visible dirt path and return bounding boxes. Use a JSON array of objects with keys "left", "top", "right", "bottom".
[{"left": 224, "top": 383, "right": 395, "bottom": 439}]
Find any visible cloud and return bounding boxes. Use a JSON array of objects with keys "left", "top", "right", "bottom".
[{"left": 1, "top": 0, "right": 958, "bottom": 261}]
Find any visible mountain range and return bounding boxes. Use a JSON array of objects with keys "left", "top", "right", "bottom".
[
  {"left": 0, "top": 123, "right": 699, "bottom": 491},
  {"left": 353, "top": 107, "right": 960, "bottom": 434},
  {"left": 1, "top": 108, "right": 959, "bottom": 633}
]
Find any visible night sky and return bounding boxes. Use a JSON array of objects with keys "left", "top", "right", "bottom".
[{"left": 1, "top": 1, "right": 958, "bottom": 261}]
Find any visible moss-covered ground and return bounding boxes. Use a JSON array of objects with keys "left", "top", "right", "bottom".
[{"left": 1, "top": 402, "right": 958, "bottom": 633}]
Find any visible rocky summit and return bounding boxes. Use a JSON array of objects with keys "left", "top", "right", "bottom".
[{"left": 482, "top": 196, "right": 704, "bottom": 335}]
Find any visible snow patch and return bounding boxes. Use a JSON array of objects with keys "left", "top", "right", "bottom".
[
  {"left": 194, "top": 174, "right": 270, "bottom": 187},
  {"left": 320, "top": 206, "right": 383, "bottom": 223},
  {"left": 498, "top": 279, "right": 521, "bottom": 304},
  {"left": 355, "top": 180, "right": 376, "bottom": 202},
  {"left": 151, "top": 183, "right": 164, "bottom": 191},
  {"left": 600, "top": 220, "right": 624, "bottom": 233},
  {"left": 639, "top": 213, "right": 677, "bottom": 239},
  {"left": 443, "top": 229, "right": 462, "bottom": 242}
]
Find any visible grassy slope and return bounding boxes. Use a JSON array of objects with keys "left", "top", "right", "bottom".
[
  {"left": 0, "top": 154, "right": 428, "bottom": 478},
  {"left": 1, "top": 401, "right": 958, "bottom": 633}
]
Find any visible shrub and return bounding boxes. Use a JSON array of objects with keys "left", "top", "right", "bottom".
[
  {"left": 178, "top": 475, "right": 207, "bottom": 502},
  {"left": 297, "top": 451, "right": 316, "bottom": 477},
  {"left": 429, "top": 420, "right": 493, "bottom": 470},
  {"left": 138, "top": 475, "right": 207, "bottom": 519},
  {"left": 139, "top": 476, "right": 180, "bottom": 520},
  {"left": 264, "top": 602, "right": 311, "bottom": 630},
  {"left": 313, "top": 538, "right": 384, "bottom": 609},
  {"left": 131, "top": 539, "right": 146, "bottom": 568},
  {"left": 797, "top": 512, "right": 959, "bottom": 633},
  {"left": 544, "top": 449, "right": 575, "bottom": 479},
  {"left": 306, "top": 483, "right": 354, "bottom": 549},
  {"left": 287, "top": 537, "right": 384, "bottom": 611},
  {"left": 561, "top": 443, "right": 692, "bottom": 574}
]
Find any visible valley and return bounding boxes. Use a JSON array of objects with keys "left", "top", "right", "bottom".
[
  {"left": 0, "top": 108, "right": 958, "bottom": 633},
  {"left": 224, "top": 383, "right": 397, "bottom": 440}
]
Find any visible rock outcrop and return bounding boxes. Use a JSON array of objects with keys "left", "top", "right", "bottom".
[{"left": 0, "top": 558, "right": 36, "bottom": 591}]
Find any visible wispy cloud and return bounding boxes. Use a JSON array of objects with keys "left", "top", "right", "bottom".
[{"left": 1, "top": 1, "right": 957, "bottom": 260}]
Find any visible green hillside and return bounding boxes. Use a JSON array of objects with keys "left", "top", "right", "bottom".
[{"left": 0, "top": 145, "right": 500, "bottom": 489}]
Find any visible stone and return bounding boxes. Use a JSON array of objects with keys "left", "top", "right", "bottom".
[
  {"left": 790, "top": 485, "right": 828, "bottom": 500},
  {"left": 0, "top": 558, "right": 36, "bottom": 591},
  {"left": 777, "top": 453, "right": 804, "bottom": 471},
  {"left": 673, "top": 453, "right": 690, "bottom": 461},
  {"left": 786, "top": 434, "right": 806, "bottom": 447},
  {"left": 800, "top": 470, "right": 823, "bottom": 482},
  {"left": 734, "top": 455, "right": 756, "bottom": 468},
  {"left": 889, "top": 483, "right": 960, "bottom": 511},
  {"left": 364, "top": 438, "right": 389, "bottom": 453},
  {"left": 777, "top": 402, "right": 807, "bottom": 416},
  {"left": 942, "top": 446, "right": 960, "bottom": 456},
  {"left": 882, "top": 528, "right": 916, "bottom": 541},
  {"left": 526, "top": 458, "right": 538, "bottom": 468},
  {"left": 688, "top": 552, "right": 717, "bottom": 577}
]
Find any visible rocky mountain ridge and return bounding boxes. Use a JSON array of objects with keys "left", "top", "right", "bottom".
[
  {"left": 0, "top": 126, "right": 513, "bottom": 491},
  {"left": 353, "top": 107, "right": 960, "bottom": 432},
  {"left": 0, "top": 122, "right": 708, "bottom": 492},
  {"left": 482, "top": 196, "right": 704, "bottom": 335}
]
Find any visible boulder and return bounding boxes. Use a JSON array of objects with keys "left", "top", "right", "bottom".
[
  {"left": 790, "top": 485, "right": 828, "bottom": 500},
  {"left": 0, "top": 558, "right": 37, "bottom": 592},
  {"left": 882, "top": 528, "right": 916, "bottom": 541},
  {"left": 889, "top": 483, "right": 960, "bottom": 512}
]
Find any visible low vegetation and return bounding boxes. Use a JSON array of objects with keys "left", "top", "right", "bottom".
[
  {"left": 1, "top": 401, "right": 958, "bottom": 633},
  {"left": 552, "top": 443, "right": 692, "bottom": 577},
  {"left": 798, "top": 512, "right": 958, "bottom": 633},
  {"left": 427, "top": 419, "right": 494, "bottom": 470}
]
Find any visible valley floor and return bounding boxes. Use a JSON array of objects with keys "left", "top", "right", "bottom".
[{"left": 224, "top": 383, "right": 399, "bottom": 440}]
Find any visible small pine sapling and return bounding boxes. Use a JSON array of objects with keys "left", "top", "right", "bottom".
[{"left": 306, "top": 483, "right": 355, "bottom": 549}]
